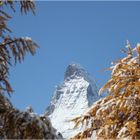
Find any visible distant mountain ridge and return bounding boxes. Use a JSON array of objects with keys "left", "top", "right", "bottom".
[{"left": 46, "top": 63, "right": 101, "bottom": 138}]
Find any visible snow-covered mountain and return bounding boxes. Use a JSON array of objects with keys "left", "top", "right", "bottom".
[{"left": 46, "top": 64, "right": 100, "bottom": 138}]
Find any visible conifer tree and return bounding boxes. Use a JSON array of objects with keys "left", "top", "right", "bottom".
[
  {"left": 72, "top": 42, "right": 140, "bottom": 139},
  {"left": 0, "top": 0, "right": 38, "bottom": 95},
  {"left": 0, "top": 1, "right": 61, "bottom": 139}
]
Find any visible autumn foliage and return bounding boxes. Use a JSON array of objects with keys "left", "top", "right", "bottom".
[
  {"left": 0, "top": 0, "right": 38, "bottom": 95},
  {"left": 71, "top": 42, "right": 140, "bottom": 140}
]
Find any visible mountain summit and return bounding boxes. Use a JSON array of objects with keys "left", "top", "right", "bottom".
[
  {"left": 46, "top": 64, "right": 99, "bottom": 138},
  {"left": 64, "top": 63, "right": 88, "bottom": 80}
]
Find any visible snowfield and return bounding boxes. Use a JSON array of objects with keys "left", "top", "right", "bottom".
[{"left": 46, "top": 64, "right": 101, "bottom": 139}]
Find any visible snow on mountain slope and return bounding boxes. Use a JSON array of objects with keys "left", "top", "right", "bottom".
[{"left": 46, "top": 64, "right": 100, "bottom": 138}]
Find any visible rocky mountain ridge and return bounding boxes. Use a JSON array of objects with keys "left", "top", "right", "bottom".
[{"left": 46, "top": 64, "right": 101, "bottom": 138}]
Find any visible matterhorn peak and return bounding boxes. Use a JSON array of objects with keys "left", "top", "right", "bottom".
[
  {"left": 64, "top": 63, "right": 88, "bottom": 80},
  {"left": 46, "top": 63, "right": 100, "bottom": 138}
]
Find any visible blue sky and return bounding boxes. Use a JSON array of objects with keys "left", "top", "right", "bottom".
[{"left": 8, "top": 1, "right": 140, "bottom": 114}]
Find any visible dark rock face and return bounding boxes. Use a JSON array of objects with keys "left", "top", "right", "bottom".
[
  {"left": 87, "top": 84, "right": 95, "bottom": 106},
  {"left": 64, "top": 64, "right": 88, "bottom": 80}
]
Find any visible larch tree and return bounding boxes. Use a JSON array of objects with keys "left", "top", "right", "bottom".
[
  {"left": 0, "top": 1, "right": 61, "bottom": 139},
  {"left": 0, "top": 0, "right": 38, "bottom": 96},
  {"left": 71, "top": 41, "right": 140, "bottom": 140}
]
